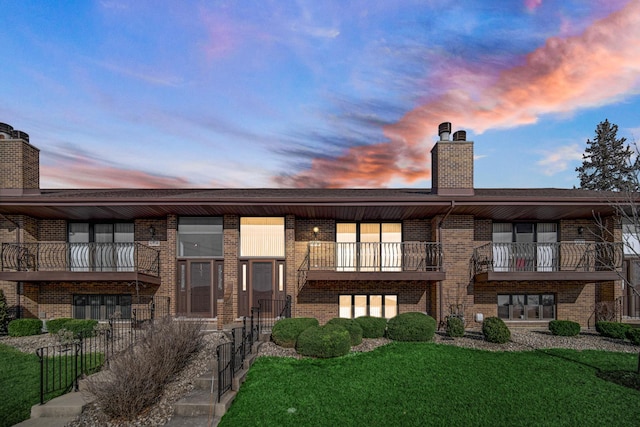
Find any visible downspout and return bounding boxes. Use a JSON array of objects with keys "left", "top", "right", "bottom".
[{"left": 436, "top": 201, "right": 455, "bottom": 327}]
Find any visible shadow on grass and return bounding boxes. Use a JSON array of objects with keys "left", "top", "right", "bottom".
[{"left": 596, "top": 370, "right": 640, "bottom": 391}]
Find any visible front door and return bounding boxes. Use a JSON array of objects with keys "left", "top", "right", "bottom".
[
  {"left": 238, "top": 260, "right": 285, "bottom": 317},
  {"left": 177, "top": 260, "right": 221, "bottom": 317}
]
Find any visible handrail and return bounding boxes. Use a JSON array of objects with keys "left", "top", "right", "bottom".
[
  {"left": 304, "top": 241, "right": 443, "bottom": 272},
  {"left": 472, "top": 242, "right": 623, "bottom": 275},
  {"left": 1, "top": 242, "right": 160, "bottom": 276}
]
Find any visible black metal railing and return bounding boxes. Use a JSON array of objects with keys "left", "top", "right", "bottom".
[
  {"left": 304, "top": 241, "right": 443, "bottom": 273},
  {"left": 216, "top": 312, "right": 260, "bottom": 403},
  {"left": 36, "top": 298, "right": 170, "bottom": 404},
  {"left": 254, "top": 296, "right": 292, "bottom": 334},
  {"left": 1, "top": 242, "right": 160, "bottom": 276},
  {"left": 472, "top": 242, "right": 623, "bottom": 275}
]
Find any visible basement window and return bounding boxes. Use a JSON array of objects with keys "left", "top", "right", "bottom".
[
  {"left": 73, "top": 294, "right": 132, "bottom": 320},
  {"left": 339, "top": 294, "right": 397, "bottom": 319}
]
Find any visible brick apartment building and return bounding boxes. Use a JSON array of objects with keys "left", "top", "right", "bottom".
[{"left": 1, "top": 121, "right": 638, "bottom": 328}]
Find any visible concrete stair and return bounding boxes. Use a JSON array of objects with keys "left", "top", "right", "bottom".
[{"left": 167, "top": 341, "right": 262, "bottom": 426}]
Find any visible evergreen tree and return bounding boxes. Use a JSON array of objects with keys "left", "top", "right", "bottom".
[{"left": 576, "top": 119, "right": 639, "bottom": 191}]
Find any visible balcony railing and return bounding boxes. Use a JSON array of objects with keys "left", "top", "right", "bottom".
[
  {"left": 472, "top": 242, "right": 623, "bottom": 275},
  {"left": 1, "top": 242, "right": 160, "bottom": 276},
  {"left": 305, "top": 241, "right": 443, "bottom": 272}
]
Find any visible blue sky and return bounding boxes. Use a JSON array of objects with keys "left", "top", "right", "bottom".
[{"left": 1, "top": 0, "right": 639, "bottom": 189}]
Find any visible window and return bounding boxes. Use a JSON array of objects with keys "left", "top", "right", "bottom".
[
  {"left": 497, "top": 294, "right": 555, "bottom": 321},
  {"left": 336, "top": 223, "right": 402, "bottom": 271},
  {"left": 73, "top": 294, "right": 132, "bottom": 320},
  {"left": 492, "top": 223, "right": 558, "bottom": 271},
  {"left": 339, "top": 294, "right": 398, "bottom": 319},
  {"left": 178, "top": 217, "right": 223, "bottom": 257},
  {"left": 623, "top": 219, "right": 640, "bottom": 256},
  {"left": 240, "top": 217, "right": 285, "bottom": 257},
  {"left": 68, "top": 222, "right": 134, "bottom": 271}
]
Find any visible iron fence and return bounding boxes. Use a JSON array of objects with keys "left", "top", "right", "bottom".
[
  {"left": 35, "top": 299, "right": 169, "bottom": 405},
  {"left": 215, "top": 308, "right": 261, "bottom": 402},
  {"left": 1, "top": 242, "right": 160, "bottom": 276},
  {"left": 472, "top": 242, "right": 623, "bottom": 275},
  {"left": 305, "top": 241, "right": 443, "bottom": 272},
  {"left": 252, "top": 296, "right": 291, "bottom": 335}
]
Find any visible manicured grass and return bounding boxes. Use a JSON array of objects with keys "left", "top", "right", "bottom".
[
  {"left": 220, "top": 342, "right": 640, "bottom": 427},
  {"left": 0, "top": 343, "right": 42, "bottom": 427},
  {"left": 0, "top": 342, "right": 104, "bottom": 427}
]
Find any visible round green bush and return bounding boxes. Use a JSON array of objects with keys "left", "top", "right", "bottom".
[
  {"left": 46, "top": 318, "right": 98, "bottom": 337},
  {"left": 446, "top": 316, "right": 465, "bottom": 338},
  {"left": 386, "top": 312, "right": 436, "bottom": 342},
  {"left": 482, "top": 317, "right": 511, "bottom": 344},
  {"left": 295, "top": 324, "right": 351, "bottom": 358},
  {"left": 626, "top": 328, "right": 640, "bottom": 346},
  {"left": 354, "top": 316, "right": 387, "bottom": 338},
  {"left": 46, "top": 318, "right": 74, "bottom": 334},
  {"left": 326, "top": 318, "right": 363, "bottom": 345},
  {"left": 271, "top": 317, "right": 319, "bottom": 348},
  {"left": 595, "top": 321, "right": 631, "bottom": 340},
  {"left": 8, "top": 318, "right": 43, "bottom": 337},
  {"left": 548, "top": 320, "right": 581, "bottom": 337}
]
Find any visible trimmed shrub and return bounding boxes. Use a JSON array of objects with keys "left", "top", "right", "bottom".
[
  {"left": 386, "top": 312, "right": 436, "bottom": 342},
  {"left": 446, "top": 316, "right": 465, "bottom": 338},
  {"left": 326, "top": 318, "right": 363, "bottom": 346},
  {"left": 626, "top": 328, "right": 640, "bottom": 346},
  {"left": 596, "top": 321, "right": 631, "bottom": 340},
  {"left": 296, "top": 324, "right": 351, "bottom": 358},
  {"left": 548, "top": 320, "right": 581, "bottom": 337},
  {"left": 8, "top": 318, "right": 43, "bottom": 337},
  {"left": 46, "top": 318, "right": 74, "bottom": 334},
  {"left": 355, "top": 316, "right": 387, "bottom": 338},
  {"left": 482, "top": 317, "right": 511, "bottom": 344},
  {"left": 46, "top": 318, "right": 98, "bottom": 337},
  {"left": 271, "top": 317, "right": 319, "bottom": 348}
]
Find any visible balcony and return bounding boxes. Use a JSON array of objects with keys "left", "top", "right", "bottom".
[
  {"left": 472, "top": 242, "right": 623, "bottom": 282},
  {"left": 0, "top": 242, "right": 161, "bottom": 284},
  {"left": 298, "top": 242, "right": 444, "bottom": 290}
]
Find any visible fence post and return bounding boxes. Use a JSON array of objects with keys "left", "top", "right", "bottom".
[
  {"left": 37, "top": 347, "right": 44, "bottom": 405},
  {"left": 74, "top": 340, "right": 80, "bottom": 392}
]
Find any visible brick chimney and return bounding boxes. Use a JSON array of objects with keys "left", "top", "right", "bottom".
[
  {"left": 430, "top": 122, "right": 474, "bottom": 196},
  {"left": 0, "top": 122, "right": 40, "bottom": 195}
]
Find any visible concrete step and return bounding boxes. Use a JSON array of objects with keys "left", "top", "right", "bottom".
[
  {"left": 194, "top": 370, "right": 216, "bottom": 391},
  {"left": 173, "top": 389, "right": 218, "bottom": 417},
  {"left": 164, "top": 415, "right": 220, "bottom": 427},
  {"left": 28, "top": 391, "right": 92, "bottom": 419}
]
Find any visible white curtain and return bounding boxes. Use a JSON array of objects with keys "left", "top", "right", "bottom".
[{"left": 240, "top": 217, "right": 285, "bottom": 257}]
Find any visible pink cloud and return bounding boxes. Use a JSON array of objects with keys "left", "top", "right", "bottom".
[
  {"left": 280, "top": 0, "right": 640, "bottom": 187},
  {"left": 41, "top": 155, "right": 193, "bottom": 189},
  {"left": 525, "top": 0, "right": 543, "bottom": 12}
]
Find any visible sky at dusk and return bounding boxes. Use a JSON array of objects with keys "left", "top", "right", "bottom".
[{"left": 1, "top": 0, "right": 640, "bottom": 190}]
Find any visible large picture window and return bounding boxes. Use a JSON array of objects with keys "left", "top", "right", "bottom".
[
  {"left": 339, "top": 294, "right": 397, "bottom": 319},
  {"left": 497, "top": 294, "right": 555, "bottom": 321},
  {"left": 178, "top": 217, "right": 223, "bottom": 257},
  {"left": 492, "top": 223, "right": 557, "bottom": 272},
  {"left": 336, "top": 222, "right": 402, "bottom": 271},
  {"left": 68, "top": 222, "right": 134, "bottom": 271},
  {"left": 240, "top": 217, "right": 285, "bottom": 257}
]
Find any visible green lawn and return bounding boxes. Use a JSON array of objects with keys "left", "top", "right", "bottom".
[
  {"left": 220, "top": 342, "right": 640, "bottom": 427},
  {"left": 0, "top": 342, "right": 104, "bottom": 427},
  {"left": 0, "top": 343, "right": 42, "bottom": 427}
]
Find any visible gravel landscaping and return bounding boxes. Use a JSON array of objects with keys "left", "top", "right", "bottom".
[{"left": 2, "top": 326, "right": 638, "bottom": 426}]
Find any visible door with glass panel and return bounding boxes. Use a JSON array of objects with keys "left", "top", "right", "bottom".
[
  {"left": 536, "top": 223, "right": 557, "bottom": 271},
  {"left": 492, "top": 223, "right": 512, "bottom": 271},
  {"left": 337, "top": 223, "right": 402, "bottom": 272},
  {"left": 176, "top": 260, "right": 220, "bottom": 317}
]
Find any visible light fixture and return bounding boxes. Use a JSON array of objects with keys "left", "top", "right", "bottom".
[
  {"left": 312, "top": 226, "right": 319, "bottom": 239},
  {"left": 149, "top": 225, "right": 156, "bottom": 239},
  {"left": 577, "top": 226, "right": 584, "bottom": 235}
]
